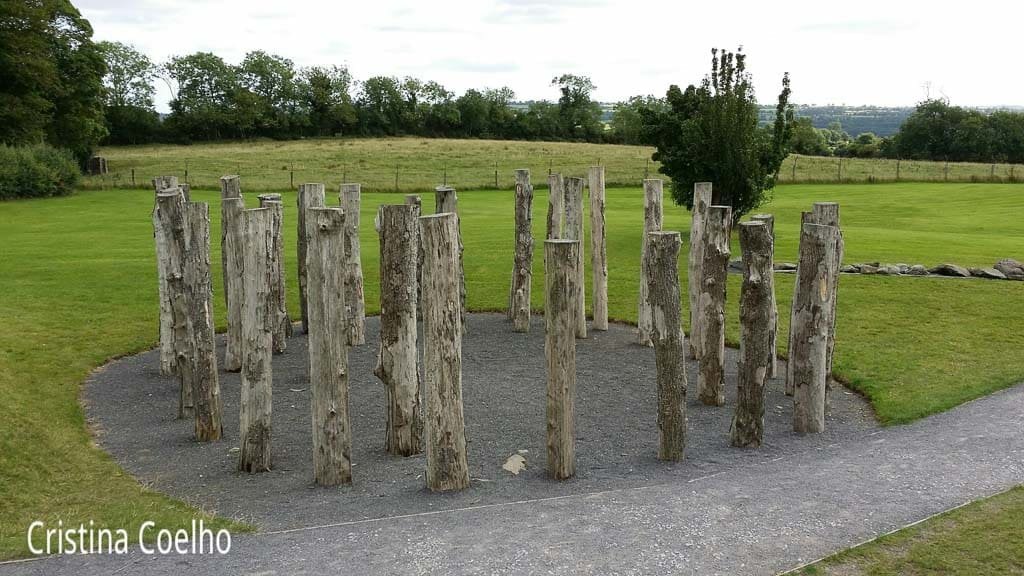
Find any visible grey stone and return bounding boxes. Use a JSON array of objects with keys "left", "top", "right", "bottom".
[
  {"left": 907, "top": 264, "right": 929, "bottom": 276},
  {"left": 729, "top": 258, "right": 743, "bottom": 271},
  {"left": 840, "top": 264, "right": 859, "bottom": 274},
  {"left": 994, "top": 258, "right": 1024, "bottom": 280},
  {"left": 896, "top": 263, "right": 910, "bottom": 274},
  {"left": 970, "top": 267, "right": 1007, "bottom": 280},
  {"left": 860, "top": 264, "right": 879, "bottom": 274},
  {"left": 877, "top": 265, "right": 901, "bottom": 276},
  {"left": 929, "top": 263, "right": 971, "bottom": 277},
  {"left": 775, "top": 262, "right": 798, "bottom": 272}
]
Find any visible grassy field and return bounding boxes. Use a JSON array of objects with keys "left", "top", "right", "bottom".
[
  {"left": 80, "top": 138, "right": 1024, "bottom": 192},
  {"left": 0, "top": 180, "right": 1021, "bottom": 560}
]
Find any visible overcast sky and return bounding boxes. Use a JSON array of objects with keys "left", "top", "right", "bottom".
[{"left": 78, "top": 0, "right": 1023, "bottom": 112}]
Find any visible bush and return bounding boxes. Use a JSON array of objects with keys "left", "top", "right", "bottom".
[{"left": 0, "top": 144, "right": 80, "bottom": 200}]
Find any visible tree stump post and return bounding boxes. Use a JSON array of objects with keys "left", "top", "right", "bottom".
[
  {"left": 152, "top": 178, "right": 180, "bottom": 376},
  {"left": 731, "top": 221, "right": 773, "bottom": 447},
  {"left": 219, "top": 176, "right": 244, "bottom": 372},
  {"left": 563, "top": 177, "right": 587, "bottom": 338},
  {"left": 697, "top": 205, "right": 732, "bottom": 406},
  {"left": 435, "top": 186, "right": 466, "bottom": 332},
  {"left": 749, "top": 214, "right": 777, "bottom": 379},
  {"left": 546, "top": 173, "right": 564, "bottom": 240},
  {"left": 645, "top": 231, "right": 687, "bottom": 461},
  {"left": 545, "top": 239, "right": 579, "bottom": 479},
  {"left": 786, "top": 210, "right": 814, "bottom": 396},
  {"left": 375, "top": 204, "right": 423, "bottom": 457},
  {"left": 508, "top": 169, "right": 534, "bottom": 332},
  {"left": 296, "top": 183, "right": 326, "bottom": 334},
  {"left": 306, "top": 207, "right": 353, "bottom": 485},
  {"left": 340, "top": 183, "right": 366, "bottom": 345},
  {"left": 791, "top": 222, "right": 839, "bottom": 434},
  {"left": 183, "top": 202, "right": 223, "bottom": 441},
  {"left": 812, "top": 202, "right": 843, "bottom": 383},
  {"left": 239, "top": 208, "right": 274, "bottom": 473},
  {"left": 637, "top": 179, "right": 664, "bottom": 346},
  {"left": 258, "top": 194, "right": 290, "bottom": 353},
  {"left": 688, "top": 182, "right": 712, "bottom": 359},
  {"left": 420, "top": 212, "right": 470, "bottom": 492},
  {"left": 405, "top": 194, "right": 424, "bottom": 318},
  {"left": 156, "top": 189, "right": 194, "bottom": 419},
  {"left": 589, "top": 166, "right": 608, "bottom": 331}
]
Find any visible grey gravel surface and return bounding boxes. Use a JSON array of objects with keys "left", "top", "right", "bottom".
[{"left": 4, "top": 314, "right": 1022, "bottom": 575}]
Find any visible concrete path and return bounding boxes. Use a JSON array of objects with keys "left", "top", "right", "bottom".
[{"left": 5, "top": 381, "right": 1022, "bottom": 575}]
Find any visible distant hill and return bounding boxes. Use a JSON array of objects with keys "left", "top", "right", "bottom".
[{"left": 757, "top": 105, "right": 912, "bottom": 137}]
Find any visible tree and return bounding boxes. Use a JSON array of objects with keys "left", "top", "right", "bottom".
[
  {"left": 551, "top": 74, "right": 603, "bottom": 141},
  {"left": 163, "top": 52, "right": 240, "bottom": 140},
  {"left": 97, "top": 41, "right": 160, "bottom": 144},
  {"left": 789, "top": 117, "right": 829, "bottom": 156},
  {"left": 356, "top": 76, "right": 405, "bottom": 135},
  {"left": 641, "top": 48, "right": 794, "bottom": 219},
  {"left": 238, "top": 51, "right": 304, "bottom": 138},
  {"left": 299, "top": 65, "right": 356, "bottom": 137},
  {"left": 610, "top": 96, "right": 666, "bottom": 145}
]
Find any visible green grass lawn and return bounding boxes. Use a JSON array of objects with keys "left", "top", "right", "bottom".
[{"left": 0, "top": 180, "right": 1021, "bottom": 559}]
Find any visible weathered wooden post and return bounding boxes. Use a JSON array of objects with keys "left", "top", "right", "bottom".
[
  {"left": 239, "top": 208, "right": 274, "bottom": 473},
  {"left": 731, "top": 221, "right": 773, "bottom": 447},
  {"left": 258, "top": 194, "right": 290, "bottom": 353},
  {"left": 508, "top": 169, "right": 534, "bottom": 332},
  {"left": 637, "top": 179, "right": 664, "bottom": 346},
  {"left": 306, "top": 207, "right": 353, "bottom": 485},
  {"left": 785, "top": 210, "right": 814, "bottom": 396},
  {"left": 405, "top": 194, "right": 423, "bottom": 316},
  {"left": 183, "top": 202, "right": 223, "bottom": 441},
  {"left": 420, "top": 212, "right": 470, "bottom": 491},
  {"left": 340, "top": 183, "right": 366, "bottom": 345},
  {"left": 688, "top": 182, "right": 712, "bottom": 359},
  {"left": 435, "top": 186, "right": 466, "bottom": 331},
  {"left": 589, "top": 166, "right": 608, "bottom": 331},
  {"left": 791, "top": 222, "right": 839, "bottom": 434},
  {"left": 812, "top": 202, "right": 843, "bottom": 381},
  {"left": 156, "top": 189, "right": 195, "bottom": 419},
  {"left": 697, "top": 205, "right": 732, "bottom": 406},
  {"left": 546, "top": 173, "right": 564, "bottom": 240},
  {"left": 749, "top": 214, "right": 777, "bottom": 378},
  {"left": 153, "top": 178, "right": 180, "bottom": 376},
  {"left": 563, "top": 177, "right": 587, "bottom": 338},
  {"left": 220, "top": 176, "right": 244, "bottom": 372},
  {"left": 545, "top": 238, "right": 579, "bottom": 479},
  {"left": 179, "top": 183, "right": 191, "bottom": 202},
  {"left": 645, "top": 231, "right": 687, "bottom": 461},
  {"left": 374, "top": 204, "right": 423, "bottom": 457},
  {"left": 296, "top": 183, "right": 326, "bottom": 334}
]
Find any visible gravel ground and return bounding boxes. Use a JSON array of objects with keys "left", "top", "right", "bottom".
[{"left": 80, "top": 313, "right": 877, "bottom": 531}]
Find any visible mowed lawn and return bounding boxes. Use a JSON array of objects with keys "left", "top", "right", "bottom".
[{"left": 0, "top": 181, "right": 1022, "bottom": 558}]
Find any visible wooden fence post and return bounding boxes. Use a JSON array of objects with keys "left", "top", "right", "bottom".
[
  {"left": 296, "top": 183, "right": 326, "bottom": 334},
  {"left": 812, "top": 202, "right": 843, "bottom": 385},
  {"left": 420, "top": 212, "right": 470, "bottom": 491},
  {"left": 306, "top": 207, "right": 353, "bottom": 485},
  {"left": 697, "top": 205, "right": 732, "bottom": 406},
  {"left": 155, "top": 189, "right": 194, "bottom": 419},
  {"left": 637, "top": 179, "right": 664, "bottom": 346},
  {"left": 375, "top": 204, "right": 423, "bottom": 457},
  {"left": 405, "top": 194, "right": 423, "bottom": 316},
  {"left": 545, "top": 239, "right": 579, "bottom": 479},
  {"left": 785, "top": 210, "right": 813, "bottom": 396},
  {"left": 183, "top": 202, "right": 223, "bottom": 441},
  {"left": 645, "top": 231, "right": 686, "bottom": 461},
  {"left": 688, "top": 182, "right": 712, "bottom": 358},
  {"left": 589, "top": 166, "right": 608, "bottom": 331},
  {"left": 749, "top": 214, "right": 777, "bottom": 378},
  {"left": 731, "top": 221, "right": 773, "bottom": 447},
  {"left": 340, "top": 183, "right": 366, "bottom": 345},
  {"left": 508, "top": 169, "right": 534, "bottom": 332},
  {"left": 563, "top": 177, "right": 587, "bottom": 338},
  {"left": 153, "top": 178, "right": 180, "bottom": 376},
  {"left": 220, "top": 176, "right": 244, "bottom": 372},
  {"left": 546, "top": 173, "right": 564, "bottom": 240},
  {"left": 258, "top": 194, "right": 290, "bottom": 353},
  {"left": 435, "top": 186, "right": 466, "bottom": 332},
  {"left": 239, "top": 208, "right": 274, "bottom": 473}
]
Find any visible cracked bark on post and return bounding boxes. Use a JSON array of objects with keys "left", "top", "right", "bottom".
[
  {"left": 340, "top": 183, "right": 366, "bottom": 346},
  {"left": 546, "top": 173, "right": 564, "bottom": 240},
  {"left": 545, "top": 239, "right": 578, "bottom": 479},
  {"left": 239, "top": 208, "right": 274, "bottom": 473},
  {"left": 420, "top": 212, "right": 469, "bottom": 492},
  {"left": 697, "top": 205, "right": 732, "bottom": 406},
  {"left": 152, "top": 177, "right": 179, "bottom": 376},
  {"left": 508, "top": 169, "right": 534, "bottom": 332},
  {"left": 637, "top": 179, "right": 664, "bottom": 346},
  {"left": 220, "top": 176, "right": 244, "bottom": 372},
  {"left": 404, "top": 194, "right": 423, "bottom": 319},
  {"left": 731, "top": 221, "right": 773, "bottom": 447},
  {"left": 688, "top": 182, "right": 712, "bottom": 359},
  {"left": 258, "top": 194, "right": 290, "bottom": 353},
  {"left": 563, "top": 177, "right": 587, "bottom": 338},
  {"left": 296, "top": 183, "right": 326, "bottom": 334},
  {"left": 183, "top": 202, "right": 222, "bottom": 441},
  {"left": 645, "top": 231, "right": 686, "bottom": 461},
  {"left": 156, "top": 189, "right": 194, "bottom": 419},
  {"left": 812, "top": 202, "right": 843, "bottom": 395},
  {"left": 786, "top": 211, "right": 814, "bottom": 396},
  {"left": 749, "top": 214, "right": 777, "bottom": 379},
  {"left": 306, "top": 207, "right": 353, "bottom": 485},
  {"left": 375, "top": 204, "right": 423, "bottom": 457},
  {"left": 435, "top": 186, "right": 466, "bottom": 333},
  {"left": 589, "top": 166, "right": 608, "bottom": 331}
]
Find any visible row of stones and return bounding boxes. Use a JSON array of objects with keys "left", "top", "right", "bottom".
[{"left": 730, "top": 257, "right": 1024, "bottom": 280}]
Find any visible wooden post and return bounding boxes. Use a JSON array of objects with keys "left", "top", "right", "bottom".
[
  {"left": 731, "top": 221, "right": 773, "bottom": 447},
  {"left": 339, "top": 183, "right": 366, "bottom": 345},
  {"left": 546, "top": 173, "right": 564, "bottom": 240},
  {"left": 435, "top": 186, "right": 466, "bottom": 331},
  {"left": 220, "top": 176, "right": 244, "bottom": 372},
  {"left": 750, "top": 214, "right": 777, "bottom": 378},
  {"left": 239, "top": 208, "right": 274, "bottom": 473},
  {"left": 258, "top": 194, "right": 290, "bottom": 353},
  {"left": 156, "top": 189, "right": 194, "bottom": 419},
  {"left": 785, "top": 210, "right": 814, "bottom": 396},
  {"left": 152, "top": 179, "right": 180, "bottom": 376},
  {"left": 306, "top": 207, "right": 353, "bottom": 485},
  {"left": 374, "top": 204, "right": 423, "bottom": 457},
  {"left": 791, "top": 223, "right": 839, "bottom": 434},
  {"left": 420, "top": 212, "right": 470, "bottom": 491},
  {"left": 688, "top": 182, "right": 712, "bottom": 359},
  {"left": 563, "top": 177, "right": 587, "bottom": 338},
  {"left": 697, "top": 205, "right": 732, "bottom": 406},
  {"left": 296, "top": 183, "right": 326, "bottom": 334},
  {"left": 508, "top": 169, "right": 534, "bottom": 332},
  {"left": 545, "top": 239, "right": 579, "bottom": 479},
  {"left": 589, "top": 166, "right": 608, "bottom": 331},
  {"left": 637, "top": 179, "right": 664, "bottom": 346},
  {"left": 183, "top": 202, "right": 223, "bottom": 441},
  {"left": 812, "top": 202, "right": 843, "bottom": 384},
  {"left": 180, "top": 183, "right": 191, "bottom": 202},
  {"left": 645, "top": 231, "right": 686, "bottom": 461},
  {"left": 405, "top": 194, "right": 424, "bottom": 318}
]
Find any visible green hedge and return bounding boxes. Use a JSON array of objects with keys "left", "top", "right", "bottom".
[{"left": 0, "top": 144, "right": 80, "bottom": 200}]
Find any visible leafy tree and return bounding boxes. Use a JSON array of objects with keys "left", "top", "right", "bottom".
[
  {"left": 789, "top": 117, "right": 829, "bottom": 156},
  {"left": 551, "top": 74, "right": 603, "bottom": 141},
  {"left": 97, "top": 41, "right": 154, "bottom": 108},
  {"left": 299, "top": 65, "right": 356, "bottom": 137},
  {"left": 846, "top": 132, "right": 883, "bottom": 158},
  {"left": 357, "top": 76, "right": 405, "bottom": 135},
  {"left": 164, "top": 52, "right": 240, "bottom": 140},
  {"left": 609, "top": 96, "right": 666, "bottom": 145},
  {"left": 238, "top": 51, "right": 304, "bottom": 138},
  {"left": 640, "top": 48, "right": 793, "bottom": 218}
]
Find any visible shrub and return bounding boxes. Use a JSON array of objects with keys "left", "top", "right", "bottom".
[{"left": 0, "top": 144, "right": 80, "bottom": 200}]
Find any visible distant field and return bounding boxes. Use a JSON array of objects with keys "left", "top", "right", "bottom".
[{"left": 82, "top": 138, "right": 1024, "bottom": 192}]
